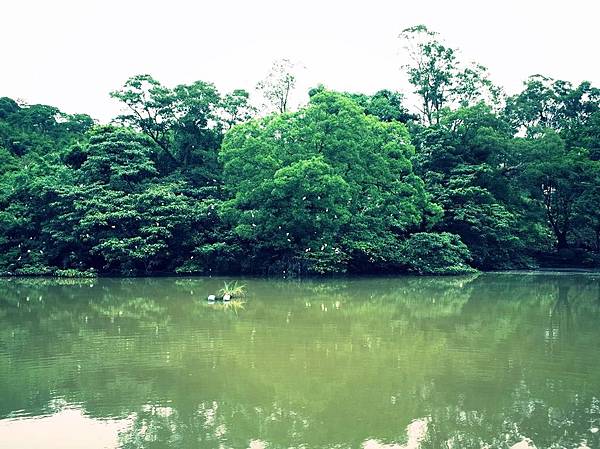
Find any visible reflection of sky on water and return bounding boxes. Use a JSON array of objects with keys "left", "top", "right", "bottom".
[
  {"left": 363, "top": 417, "right": 429, "bottom": 449},
  {"left": 0, "top": 408, "right": 132, "bottom": 449},
  {"left": 0, "top": 409, "right": 434, "bottom": 449},
  {"left": 3, "top": 409, "right": 593, "bottom": 449},
  {"left": 0, "top": 409, "right": 588, "bottom": 449}
]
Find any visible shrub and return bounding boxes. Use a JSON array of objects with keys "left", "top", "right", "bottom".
[
  {"left": 54, "top": 268, "right": 97, "bottom": 278},
  {"left": 400, "top": 232, "right": 476, "bottom": 275}
]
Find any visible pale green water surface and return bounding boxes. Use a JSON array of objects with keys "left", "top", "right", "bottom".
[{"left": 0, "top": 273, "right": 599, "bottom": 449}]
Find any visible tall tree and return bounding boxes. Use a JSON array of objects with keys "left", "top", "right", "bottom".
[
  {"left": 411, "top": 104, "right": 530, "bottom": 268},
  {"left": 111, "top": 75, "right": 252, "bottom": 177},
  {"left": 505, "top": 75, "right": 600, "bottom": 135},
  {"left": 110, "top": 75, "right": 179, "bottom": 163},
  {"left": 256, "top": 58, "right": 298, "bottom": 114},
  {"left": 220, "top": 90, "right": 448, "bottom": 274},
  {"left": 399, "top": 25, "right": 502, "bottom": 125},
  {"left": 399, "top": 25, "right": 456, "bottom": 125},
  {"left": 520, "top": 131, "right": 596, "bottom": 250}
]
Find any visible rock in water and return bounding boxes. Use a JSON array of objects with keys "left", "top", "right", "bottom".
[
  {"left": 223, "top": 294, "right": 231, "bottom": 301},
  {"left": 207, "top": 295, "right": 216, "bottom": 301}
]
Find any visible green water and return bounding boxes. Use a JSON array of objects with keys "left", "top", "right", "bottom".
[{"left": 0, "top": 273, "right": 599, "bottom": 449}]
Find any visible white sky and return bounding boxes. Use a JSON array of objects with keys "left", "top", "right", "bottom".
[{"left": 2, "top": 0, "right": 599, "bottom": 122}]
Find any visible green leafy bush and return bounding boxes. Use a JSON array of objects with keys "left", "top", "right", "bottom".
[
  {"left": 54, "top": 269, "right": 97, "bottom": 278},
  {"left": 400, "top": 232, "right": 476, "bottom": 275}
]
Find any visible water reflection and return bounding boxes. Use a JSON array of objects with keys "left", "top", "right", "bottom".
[
  {"left": 0, "top": 274, "right": 599, "bottom": 448},
  {"left": 0, "top": 408, "right": 131, "bottom": 449}
]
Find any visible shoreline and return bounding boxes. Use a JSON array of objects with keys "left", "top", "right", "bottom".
[{"left": 2, "top": 267, "right": 600, "bottom": 280}]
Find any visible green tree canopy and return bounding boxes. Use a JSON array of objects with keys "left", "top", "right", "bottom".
[{"left": 219, "top": 90, "right": 448, "bottom": 274}]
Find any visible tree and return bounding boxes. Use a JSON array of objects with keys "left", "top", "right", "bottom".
[
  {"left": 220, "top": 89, "right": 256, "bottom": 130},
  {"left": 0, "top": 99, "right": 93, "bottom": 275},
  {"left": 0, "top": 154, "right": 74, "bottom": 275},
  {"left": 399, "top": 25, "right": 456, "bottom": 125},
  {"left": 574, "top": 161, "right": 600, "bottom": 251},
  {"left": 506, "top": 78, "right": 600, "bottom": 254},
  {"left": 51, "top": 126, "right": 209, "bottom": 274},
  {"left": 343, "top": 89, "right": 416, "bottom": 123},
  {"left": 78, "top": 126, "right": 158, "bottom": 186},
  {"left": 453, "top": 62, "right": 503, "bottom": 109},
  {"left": 256, "top": 58, "right": 298, "bottom": 114},
  {"left": 412, "top": 104, "right": 530, "bottom": 268},
  {"left": 0, "top": 98, "right": 93, "bottom": 158},
  {"left": 111, "top": 75, "right": 252, "bottom": 178},
  {"left": 220, "top": 90, "right": 444, "bottom": 274},
  {"left": 520, "top": 131, "right": 596, "bottom": 250},
  {"left": 111, "top": 75, "right": 217, "bottom": 167},
  {"left": 110, "top": 74, "right": 175, "bottom": 161},
  {"left": 505, "top": 75, "right": 600, "bottom": 135},
  {"left": 399, "top": 25, "right": 502, "bottom": 125}
]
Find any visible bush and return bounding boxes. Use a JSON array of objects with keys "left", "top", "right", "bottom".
[
  {"left": 400, "top": 232, "right": 476, "bottom": 275},
  {"left": 54, "top": 268, "right": 97, "bottom": 278},
  {"left": 13, "top": 265, "right": 54, "bottom": 276}
]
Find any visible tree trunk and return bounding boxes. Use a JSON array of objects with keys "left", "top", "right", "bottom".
[{"left": 556, "top": 232, "right": 568, "bottom": 250}]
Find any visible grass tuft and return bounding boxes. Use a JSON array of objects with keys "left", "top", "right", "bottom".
[{"left": 219, "top": 281, "right": 247, "bottom": 298}]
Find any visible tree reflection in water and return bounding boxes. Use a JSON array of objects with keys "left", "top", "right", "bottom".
[{"left": 0, "top": 274, "right": 599, "bottom": 448}]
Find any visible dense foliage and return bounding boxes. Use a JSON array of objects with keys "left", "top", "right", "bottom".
[{"left": 1, "top": 26, "right": 599, "bottom": 275}]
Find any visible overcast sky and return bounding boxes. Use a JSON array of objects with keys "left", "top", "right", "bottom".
[{"left": 2, "top": 0, "right": 599, "bottom": 122}]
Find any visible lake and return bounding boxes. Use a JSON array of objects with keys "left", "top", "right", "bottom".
[{"left": 0, "top": 273, "right": 599, "bottom": 449}]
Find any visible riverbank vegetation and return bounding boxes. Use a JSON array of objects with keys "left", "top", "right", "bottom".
[{"left": 1, "top": 26, "right": 599, "bottom": 276}]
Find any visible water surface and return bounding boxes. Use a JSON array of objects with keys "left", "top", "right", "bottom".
[{"left": 1, "top": 273, "right": 599, "bottom": 448}]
